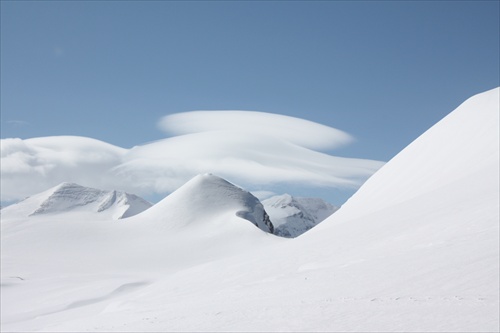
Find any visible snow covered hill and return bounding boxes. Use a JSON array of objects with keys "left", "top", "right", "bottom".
[
  {"left": 133, "top": 173, "right": 274, "bottom": 233},
  {"left": 323, "top": 87, "right": 499, "bottom": 222},
  {"left": 1, "top": 88, "right": 498, "bottom": 332},
  {"left": 0, "top": 182, "right": 152, "bottom": 220},
  {"left": 263, "top": 194, "right": 338, "bottom": 237}
]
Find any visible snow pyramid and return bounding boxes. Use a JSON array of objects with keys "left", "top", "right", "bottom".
[
  {"left": 263, "top": 194, "right": 337, "bottom": 237},
  {"left": 136, "top": 173, "right": 274, "bottom": 233},
  {"left": 0, "top": 182, "right": 152, "bottom": 220}
]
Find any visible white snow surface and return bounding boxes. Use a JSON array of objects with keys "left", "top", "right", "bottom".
[
  {"left": 131, "top": 173, "right": 274, "bottom": 233},
  {"left": 0, "top": 182, "right": 152, "bottom": 220},
  {"left": 263, "top": 194, "right": 338, "bottom": 237},
  {"left": 1, "top": 88, "right": 499, "bottom": 332}
]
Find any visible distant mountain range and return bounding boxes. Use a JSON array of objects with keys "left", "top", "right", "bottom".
[
  {"left": 0, "top": 182, "right": 152, "bottom": 220},
  {"left": 262, "top": 194, "right": 338, "bottom": 237},
  {"left": 1, "top": 177, "right": 336, "bottom": 237}
]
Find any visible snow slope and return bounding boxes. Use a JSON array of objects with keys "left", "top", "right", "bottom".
[
  {"left": 0, "top": 182, "right": 152, "bottom": 220},
  {"left": 326, "top": 86, "right": 499, "bottom": 221},
  {"left": 134, "top": 173, "right": 274, "bottom": 233},
  {"left": 263, "top": 194, "right": 338, "bottom": 237},
  {"left": 1, "top": 174, "right": 279, "bottom": 332},
  {"left": 1, "top": 88, "right": 498, "bottom": 332}
]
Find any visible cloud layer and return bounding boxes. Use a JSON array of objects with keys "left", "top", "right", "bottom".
[
  {"left": 1, "top": 137, "right": 127, "bottom": 201},
  {"left": 159, "top": 111, "right": 353, "bottom": 151},
  {"left": 1, "top": 111, "right": 384, "bottom": 202}
]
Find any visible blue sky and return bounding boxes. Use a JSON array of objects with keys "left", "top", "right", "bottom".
[{"left": 1, "top": 1, "right": 499, "bottom": 204}]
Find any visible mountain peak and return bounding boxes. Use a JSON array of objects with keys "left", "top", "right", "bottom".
[
  {"left": 1, "top": 183, "right": 151, "bottom": 220},
  {"left": 140, "top": 174, "right": 274, "bottom": 233},
  {"left": 265, "top": 193, "right": 294, "bottom": 208},
  {"left": 53, "top": 182, "right": 82, "bottom": 189},
  {"left": 263, "top": 194, "right": 338, "bottom": 237}
]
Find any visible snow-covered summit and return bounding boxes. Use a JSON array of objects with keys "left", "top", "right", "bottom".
[
  {"left": 300, "top": 87, "right": 499, "bottom": 301},
  {"left": 323, "top": 87, "right": 500, "bottom": 223},
  {"left": 263, "top": 194, "right": 337, "bottom": 237},
  {"left": 136, "top": 173, "right": 274, "bottom": 233},
  {"left": 0, "top": 182, "right": 152, "bottom": 220}
]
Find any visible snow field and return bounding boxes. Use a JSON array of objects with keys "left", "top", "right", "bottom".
[{"left": 1, "top": 88, "right": 499, "bottom": 332}]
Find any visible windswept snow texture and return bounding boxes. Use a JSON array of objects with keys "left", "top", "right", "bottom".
[
  {"left": 0, "top": 182, "right": 152, "bottom": 220},
  {"left": 1, "top": 88, "right": 499, "bottom": 332},
  {"left": 263, "top": 194, "right": 338, "bottom": 237}
]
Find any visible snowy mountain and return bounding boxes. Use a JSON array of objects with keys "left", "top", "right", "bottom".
[
  {"left": 0, "top": 182, "right": 152, "bottom": 220},
  {"left": 1, "top": 88, "right": 498, "bottom": 332},
  {"left": 263, "top": 194, "right": 338, "bottom": 237},
  {"left": 134, "top": 173, "right": 274, "bottom": 233}
]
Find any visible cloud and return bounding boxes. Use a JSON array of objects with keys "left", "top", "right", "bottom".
[
  {"left": 114, "top": 130, "right": 383, "bottom": 195},
  {"left": 158, "top": 111, "right": 353, "bottom": 151},
  {"left": 1, "top": 137, "right": 127, "bottom": 201},
  {"left": 1, "top": 112, "right": 385, "bottom": 202}
]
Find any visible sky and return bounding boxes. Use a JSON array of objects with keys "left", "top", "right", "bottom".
[{"left": 1, "top": 1, "right": 499, "bottom": 205}]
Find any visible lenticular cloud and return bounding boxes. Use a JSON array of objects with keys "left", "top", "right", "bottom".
[
  {"left": 159, "top": 111, "right": 353, "bottom": 151},
  {"left": 1, "top": 111, "right": 384, "bottom": 202}
]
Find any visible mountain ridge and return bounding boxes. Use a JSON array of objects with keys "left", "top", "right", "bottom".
[
  {"left": 0, "top": 182, "right": 152, "bottom": 220},
  {"left": 263, "top": 194, "right": 337, "bottom": 237}
]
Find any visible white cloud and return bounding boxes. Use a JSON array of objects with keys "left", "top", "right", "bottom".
[
  {"left": 158, "top": 111, "right": 353, "bottom": 151},
  {"left": 114, "top": 130, "right": 383, "bottom": 195},
  {"left": 0, "top": 137, "right": 127, "bottom": 201},
  {"left": 1, "top": 112, "right": 385, "bottom": 202}
]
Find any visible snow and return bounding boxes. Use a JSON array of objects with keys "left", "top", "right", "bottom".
[
  {"left": 0, "top": 182, "right": 152, "bottom": 220},
  {"left": 263, "top": 194, "right": 338, "bottom": 237},
  {"left": 1, "top": 88, "right": 499, "bottom": 332},
  {"left": 326, "top": 86, "right": 499, "bottom": 221},
  {"left": 131, "top": 173, "right": 274, "bottom": 233}
]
